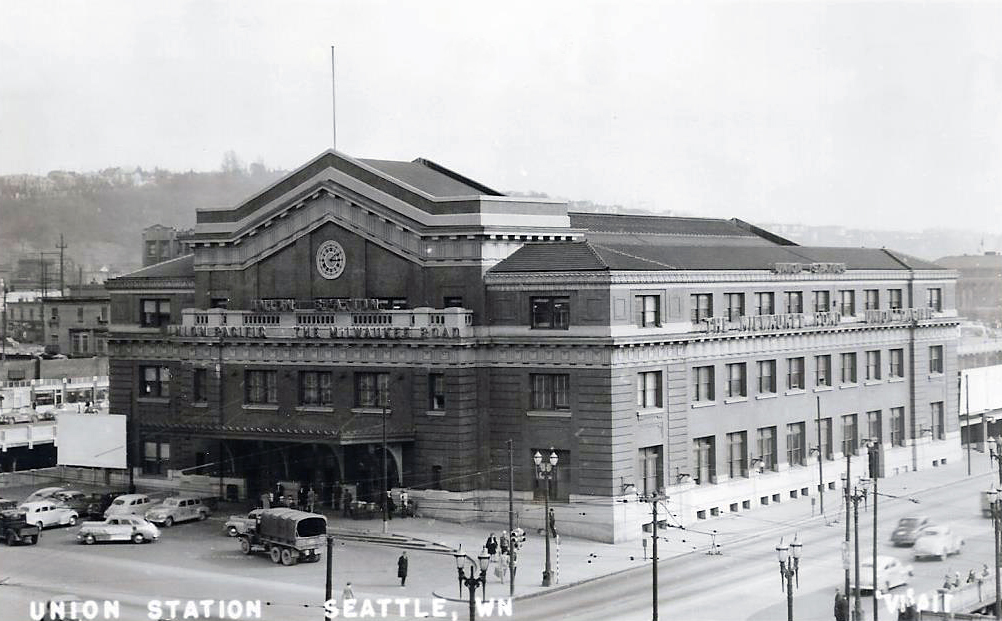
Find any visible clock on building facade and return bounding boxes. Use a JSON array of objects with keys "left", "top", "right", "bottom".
[{"left": 316, "top": 240, "right": 346, "bottom": 279}]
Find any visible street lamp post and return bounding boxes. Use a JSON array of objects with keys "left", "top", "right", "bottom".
[
  {"left": 775, "top": 534, "right": 802, "bottom": 621},
  {"left": 533, "top": 449, "right": 558, "bottom": 587},
  {"left": 454, "top": 548, "right": 491, "bottom": 621},
  {"left": 989, "top": 489, "right": 1002, "bottom": 620},
  {"left": 990, "top": 438, "right": 1002, "bottom": 488},
  {"left": 849, "top": 478, "right": 871, "bottom": 621}
]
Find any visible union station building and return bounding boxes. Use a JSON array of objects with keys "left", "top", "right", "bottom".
[{"left": 107, "top": 150, "right": 961, "bottom": 542}]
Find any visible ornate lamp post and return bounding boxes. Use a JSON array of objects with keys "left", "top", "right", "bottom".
[
  {"left": 533, "top": 449, "right": 558, "bottom": 587},
  {"left": 989, "top": 438, "right": 1002, "bottom": 488},
  {"left": 454, "top": 548, "right": 491, "bottom": 621},
  {"left": 989, "top": 488, "right": 1001, "bottom": 620},
  {"left": 849, "top": 478, "right": 871, "bottom": 621},
  {"left": 775, "top": 534, "right": 802, "bottom": 621}
]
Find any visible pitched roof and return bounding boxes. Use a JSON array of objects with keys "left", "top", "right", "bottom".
[
  {"left": 935, "top": 253, "right": 1002, "bottom": 269},
  {"left": 490, "top": 242, "right": 609, "bottom": 272},
  {"left": 358, "top": 158, "right": 503, "bottom": 198},
  {"left": 569, "top": 212, "right": 762, "bottom": 238}
]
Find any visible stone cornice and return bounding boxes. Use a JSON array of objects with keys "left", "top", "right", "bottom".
[{"left": 485, "top": 269, "right": 956, "bottom": 287}]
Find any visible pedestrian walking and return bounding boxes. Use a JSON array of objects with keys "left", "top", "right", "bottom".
[
  {"left": 485, "top": 533, "right": 499, "bottom": 559},
  {"left": 341, "top": 583, "right": 355, "bottom": 601},
  {"left": 400, "top": 490, "right": 410, "bottom": 516},
  {"left": 548, "top": 508, "right": 557, "bottom": 538},
  {"left": 307, "top": 486, "right": 317, "bottom": 513},
  {"left": 509, "top": 547, "right": 517, "bottom": 580},
  {"left": 298, "top": 485, "right": 308, "bottom": 509},
  {"left": 834, "top": 588, "right": 848, "bottom": 621},
  {"left": 386, "top": 492, "right": 396, "bottom": 519},
  {"left": 500, "top": 530, "right": 509, "bottom": 556},
  {"left": 397, "top": 551, "right": 408, "bottom": 587}
]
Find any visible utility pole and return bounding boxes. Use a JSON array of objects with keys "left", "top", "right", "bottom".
[
  {"left": 870, "top": 442, "right": 879, "bottom": 621},
  {"left": 324, "top": 534, "right": 334, "bottom": 618},
  {"left": 641, "top": 493, "right": 667, "bottom": 621},
  {"left": 816, "top": 395, "right": 825, "bottom": 515},
  {"left": 382, "top": 394, "right": 389, "bottom": 535},
  {"left": 507, "top": 439, "right": 515, "bottom": 598},
  {"left": 55, "top": 234, "right": 68, "bottom": 295},
  {"left": 844, "top": 451, "right": 851, "bottom": 609}
]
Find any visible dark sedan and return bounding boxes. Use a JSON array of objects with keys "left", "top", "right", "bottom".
[{"left": 891, "top": 516, "right": 932, "bottom": 546}]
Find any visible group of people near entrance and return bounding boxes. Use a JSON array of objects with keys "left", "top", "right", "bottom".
[{"left": 258, "top": 483, "right": 317, "bottom": 512}]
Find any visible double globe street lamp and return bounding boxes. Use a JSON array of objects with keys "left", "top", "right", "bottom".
[
  {"left": 454, "top": 548, "right": 491, "bottom": 621},
  {"left": 775, "top": 534, "right": 803, "bottom": 621},
  {"left": 534, "top": 449, "right": 559, "bottom": 587}
]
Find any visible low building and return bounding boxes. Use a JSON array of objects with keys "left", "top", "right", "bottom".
[
  {"left": 143, "top": 225, "right": 193, "bottom": 267},
  {"left": 936, "top": 252, "right": 1002, "bottom": 329},
  {"left": 41, "top": 285, "right": 109, "bottom": 356},
  {"left": 107, "top": 150, "right": 961, "bottom": 542}
]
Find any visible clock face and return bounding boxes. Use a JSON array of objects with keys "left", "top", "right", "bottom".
[{"left": 316, "top": 240, "right": 346, "bottom": 280}]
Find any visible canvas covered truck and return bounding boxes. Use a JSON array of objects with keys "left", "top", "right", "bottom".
[{"left": 238, "top": 508, "right": 326, "bottom": 565}]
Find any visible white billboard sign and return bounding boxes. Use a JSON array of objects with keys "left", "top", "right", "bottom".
[{"left": 56, "top": 412, "right": 127, "bottom": 469}]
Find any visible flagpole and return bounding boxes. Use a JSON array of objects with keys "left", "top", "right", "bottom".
[{"left": 336, "top": 45, "right": 340, "bottom": 150}]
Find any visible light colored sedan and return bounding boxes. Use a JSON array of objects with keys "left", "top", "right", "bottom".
[
  {"left": 144, "top": 495, "right": 209, "bottom": 527},
  {"left": 854, "top": 555, "right": 913, "bottom": 593},
  {"left": 24, "top": 487, "right": 66, "bottom": 504},
  {"left": 913, "top": 524, "right": 964, "bottom": 560},
  {"left": 18, "top": 500, "right": 78, "bottom": 530},
  {"left": 77, "top": 516, "right": 160, "bottom": 544}
]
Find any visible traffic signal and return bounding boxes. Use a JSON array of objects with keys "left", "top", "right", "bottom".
[{"left": 512, "top": 527, "right": 526, "bottom": 549}]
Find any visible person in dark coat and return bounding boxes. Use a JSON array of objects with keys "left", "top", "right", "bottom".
[
  {"left": 834, "top": 588, "right": 848, "bottom": 621},
  {"left": 386, "top": 492, "right": 396, "bottom": 519},
  {"left": 343, "top": 490, "right": 353, "bottom": 518},
  {"left": 499, "top": 531, "right": 510, "bottom": 556},
  {"left": 397, "top": 552, "right": 408, "bottom": 586},
  {"left": 548, "top": 508, "right": 557, "bottom": 538},
  {"left": 485, "top": 533, "right": 499, "bottom": 558}
]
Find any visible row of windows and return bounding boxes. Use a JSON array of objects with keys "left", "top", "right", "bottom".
[
  {"left": 689, "top": 287, "right": 943, "bottom": 324},
  {"left": 691, "top": 403, "right": 945, "bottom": 484},
  {"left": 688, "top": 346, "right": 943, "bottom": 403}
]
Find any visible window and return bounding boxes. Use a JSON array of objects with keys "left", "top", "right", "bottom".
[
  {"left": 842, "top": 414, "right": 858, "bottom": 456},
  {"left": 300, "top": 371, "right": 333, "bottom": 406},
  {"left": 931, "top": 402, "right": 945, "bottom": 440},
  {"left": 638, "top": 446, "right": 664, "bottom": 496},
  {"left": 929, "top": 346, "right": 944, "bottom": 374},
  {"left": 77, "top": 306, "right": 84, "bottom": 322},
  {"left": 864, "top": 289, "right": 879, "bottom": 311},
  {"left": 443, "top": 297, "right": 464, "bottom": 308},
  {"left": 531, "top": 374, "right": 570, "bottom": 410},
  {"left": 839, "top": 290, "right": 855, "bottom": 316},
  {"left": 50, "top": 307, "right": 58, "bottom": 319},
  {"left": 889, "top": 349, "right": 905, "bottom": 379},
  {"left": 428, "top": 374, "right": 445, "bottom": 411},
  {"left": 141, "top": 299, "right": 171, "bottom": 327},
  {"left": 841, "top": 352, "right": 857, "bottom": 384},
  {"left": 757, "top": 427, "right": 777, "bottom": 471},
  {"left": 890, "top": 407, "right": 906, "bottom": 447},
  {"left": 142, "top": 441, "right": 170, "bottom": 475},
  {"left": 786, "top": 357, "right": 805, "bottom": 390},
  {"left": 815, "top": 355, "right": 832, "bottom": 388},
  {"left": 210, "top": 298, "right": 229, "bottom": 309},
  {"left": 634, "top": 295, "right": 661, "bottom": 327},
  {"left": 531, "top": 297, "right": 570, "bottom": 329},
  {"left": 819, "top": 418, "right": 833, "bottom": 460},
  {"left": 690, "top": 293, "right": 713, "bottom": 324},
  {"left": 927, "top": 288, "right": 942, "bottom": 312},
  {"left": 727, "top": 432, "right": 747, "bottom": 478},
  {"left": 725, "top": 363, "right": 746, "bottom": 398},
  {"left": 141, "top": 366, "right": 171, "bottom": 398},
  {"left": 100, "top": 306, "right": 108, "bottom": 322},
  {"left": 867, "top": 410, "right": 882, "bottom": 444},
  {"left": 246, "top": 370, "right": 278, "bottom": 404},
  {"left": 355, "top": 372, "right": 389, "bottom": 408},
  {"left": 889, "top": 289, "right": 903, "bottom": 310},
  {"left": 70, "top": 331, "right": 91, "bottom": 355},
  {"left": 377, "top": 298, "right": 409, "bottom": 310},
  {"left": 193, "top": 368, "right": 207, "bottom": 402},
  {"left": 754, "top": 292, "right": 775, "bottom": 316},
  {"left": 146, "top": 241, "right": 158, "bottom": 258},
  {"left": 813, "top": 290, "right": 831, "bottom": 313},
  {"left": 786, "top": 422, "right": 805, "bottom": 467},
  {"left": 725, "top": 293, "right": 744, "bottom": 321},
  {"left": 693, "top": 366, "right": 715, "bottom": 402},
  {"left": 785, "top": 291, "right": 803, "bottom": 314},
  {"left": 693, "top": 436, "right": 716, "bottom": 485},
  {"left": 865, "top": 350, "right": 881, "bottom": 381},
  {"left": 637, "top": 371, "right": 663, "bottom": 408},
  {"left": 757, "top": 360, "right": 776, "bottom": 394}
]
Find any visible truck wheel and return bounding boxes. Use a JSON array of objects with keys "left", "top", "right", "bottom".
[
  {"left": 68, "top": 515, "right": 77, "bottom": 526},
  {"left": 132, "top": 533, "right": 145, "bottom": 544},
  {"left": 164, "top": 517, "right": 174, "bottom": 528},
  {"left": 281, "top": 548, "right": 296, "bottom": 566},
  {"left": 199, "top": 511, "right": 208, "bottom": 521},
  {"left": 269, "top": 546, "right": 282, "bottom": 564},
  {"left": 84, "top": 534, "right": 96, "bottom": 545},
  {"left": 36, "top": 522, "right": 44, "bottom": 531},
  {"left": 28, "top": 535, "right": 38, "bottom": 545},
  {"left": 239, "top": 538, "right": 252, "bottom": 555}
]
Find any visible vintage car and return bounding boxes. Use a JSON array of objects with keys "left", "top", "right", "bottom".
[
  {"left": 0, "top": 497, "right": 18, "bottom": 511},
  {"left": 144, "top": 495, "right": 209, "bottom": 527},
  {"left": 913, "top": 524, "right": 964, "bottom": 560},
  {"left": 854, "top": 556, "right": 914, "bottom": 593},
  {"left": 0, "top": 407, "right": 39, "bottom": 425},
  {"left": 104, "top": 493, "right": 153, "bottom": 518},
  {"left": 82, "top": 491, "right": 128, "bottom": 519},
  {"left": 0, "top": 509, "right": 41, "bottom": 545},
  {"left": 890, "top": 516, "right": 932, "bottom": 546},
  {"left": 225, "top": 509, "right": 264, "bottom": 537},
  {"left": 18, "top": 500, "right": 78, "bottom": 529},
  {"left": 77, "top": 516, "right": 160, "bottom": 545},
  {"left": 24, "top": 487, "right": 67, "bottom": 504},
  {"left": 52, "top": 490, "right": 93, "bottom": 513}
]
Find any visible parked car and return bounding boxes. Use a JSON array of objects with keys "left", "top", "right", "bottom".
[
  {"left": 18, "top": 500, "right": 78, "bottom": 530},
  {"left": 0, "top": 497, "right": 18, "bottom": 511},
  {"left": 891, "top": 516, "right": 932, "bottom": 546},
  {"left": 144, "top": 495, "right": 209, "bottom": 527},
  {"left": 854, "top": 556, "right": 914, "bottom": 593},
  {"left": 77, "top": 516, "right": 160, "bottom": 545},
  {"left": 83, "top": 491, "right": 129, "bottom": 519},
  {"left": 0, "top": 407, "right": 38, "bottom": 425},
  {"left": 24, "top": 487, "right": 67, "bottom": 504},
  {"left": 103, "top": 494, "right": 153, "bottom": 519},
  {"left": 913, "top": 524, "right": 964, "bottom": 560},
  {"left": 225, "top": 509, "right": 264, "bottom": 537},
  {"left": 0, "top": 509, "right": 40, "bottom": 545},
  {"left": 52, "top": 490, "right": 93, "bottom": 513}
]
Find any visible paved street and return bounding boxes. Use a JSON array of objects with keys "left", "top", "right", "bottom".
[{"left": 1, "top": 458, "right": 999, "bottom": 620}]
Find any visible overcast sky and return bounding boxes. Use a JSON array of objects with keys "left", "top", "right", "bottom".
[{"left": 2, "top": 0, "right": 1000, "bottom": 233}]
